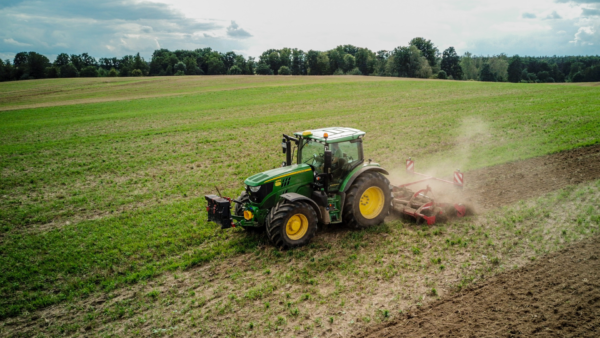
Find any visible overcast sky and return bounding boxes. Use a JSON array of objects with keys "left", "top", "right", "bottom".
[{"left": 1, "top": 0, "right": 599, "bottom": 62}]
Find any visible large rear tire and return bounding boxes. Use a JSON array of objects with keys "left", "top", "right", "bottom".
[
  {"left": 266, "top": 200, "right": 317, "bottom": 249},
  {"left": 344, "top": 172, "right": 391, "bottom": 229}
]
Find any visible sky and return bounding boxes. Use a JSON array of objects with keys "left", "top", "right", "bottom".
[{"left": 0, "top": 0, "right": 599, "bottom": 62}]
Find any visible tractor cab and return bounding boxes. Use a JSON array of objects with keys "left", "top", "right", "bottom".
[{"left": 293, "top": 127, "right": 365, "bottom": 192}]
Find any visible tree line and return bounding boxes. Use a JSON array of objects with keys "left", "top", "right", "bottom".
[{"left": 1, "top": 38, "right": 599, "bottom": 83}]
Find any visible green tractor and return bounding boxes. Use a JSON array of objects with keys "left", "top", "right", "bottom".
[{"left": 205, "top": 127, "right": 391, "bottom": 249}]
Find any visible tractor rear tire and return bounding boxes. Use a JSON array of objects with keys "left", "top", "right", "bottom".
[
  {"left": 344, "top": 172, "right": 391, "bottom": 229},
  {"left": 235, "top": 191, "right": 264, "bottom": 232},
  {"left": 266, "top": 200, "right": 317, "bottom": 249}
]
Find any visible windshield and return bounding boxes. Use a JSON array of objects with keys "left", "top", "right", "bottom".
[{"left": 300, "top": 139, "right": 325, "bottom": 170}]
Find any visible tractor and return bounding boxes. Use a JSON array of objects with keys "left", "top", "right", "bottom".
[
  {"left": 205, "top": 127, "right": 469, "bottom": 249},
  {"left": 205, "top": 127, "right": 392, "bottom": 249}
]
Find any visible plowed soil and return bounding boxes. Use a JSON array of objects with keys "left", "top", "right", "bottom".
[
  {"left": 356, "top": 235, "right": 600, "bottom": 338},
  {"left": 357, "top": 144, "right": 600, "bottom": 338},
  {"left": 465, "top": 144, "right": 600, "bottom": 210}
]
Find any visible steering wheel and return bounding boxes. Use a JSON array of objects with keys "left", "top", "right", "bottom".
[{"left": 304, "top": 153, "right": 324, "bottom": 165}]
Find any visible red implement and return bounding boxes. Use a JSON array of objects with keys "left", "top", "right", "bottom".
[{"left": 391, "top": 158, "right": 469, "bottom": 225}]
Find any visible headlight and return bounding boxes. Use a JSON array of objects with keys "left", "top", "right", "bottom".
[{"left": 249, "top": 185, "right": 261, "bottom": 193}]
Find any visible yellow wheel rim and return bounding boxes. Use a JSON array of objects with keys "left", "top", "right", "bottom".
[
  {"left": 359, "top": 186, "right": 385, "bottom": 219},
  {"left": 286, "top": 214, "right": 309, "bottom": 240}
]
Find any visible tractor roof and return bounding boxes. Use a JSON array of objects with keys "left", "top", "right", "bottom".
[{"left": 294, "top": 127, "right": 365, "bottom": 143}]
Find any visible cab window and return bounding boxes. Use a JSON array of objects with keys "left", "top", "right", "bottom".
[
  {"left": 299, "top": 139, "right": 325, "bottom": 171},
  {"left": 329, "top": 140, "right": 363, "bottom": 184}
]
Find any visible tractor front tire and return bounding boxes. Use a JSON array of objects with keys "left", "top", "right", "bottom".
[
  {"left": 266, "top": 200, "right": 317, "bottom": 249},
  {"left": 234, "top": 191, "right": 264, "bottom": 232},
  {"left": 344, "top": 172, "right": 391, "bottom": 229}
]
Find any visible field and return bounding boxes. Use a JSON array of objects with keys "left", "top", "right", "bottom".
[{"left": 1, "top": 75, "right": 600, "bottom": 337}]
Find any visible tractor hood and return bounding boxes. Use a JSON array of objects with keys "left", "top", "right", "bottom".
[{"left": 244, "top": 164, "right": 312, "bottom": 187}]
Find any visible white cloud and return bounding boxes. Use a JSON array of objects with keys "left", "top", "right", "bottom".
[
  {"left": 3, "top": 37, "right": 31, "bottom": 46},
  {"left": 545, "top": 11, "right": 563, "bottom": 19},
  {"left": 226, "top": 21, "right": 252, "bottom": 39},
  {"left": 571, "top": 26, "right": 596, "bottom": 44}
]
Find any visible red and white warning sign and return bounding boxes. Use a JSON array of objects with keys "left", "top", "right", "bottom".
[
  {"left": 406, "top": 159, "right": 414, "bottom": 173},
  {"left": 454, "top": 170, "right": 464, "bottom": 188}
]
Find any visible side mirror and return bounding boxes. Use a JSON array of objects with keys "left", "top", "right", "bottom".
[
  {"left": 323, "top": 150, "right": 332, "bottom": 174},
  {"left": 281, "top": 139, "right": 287, "bottom": 154}
]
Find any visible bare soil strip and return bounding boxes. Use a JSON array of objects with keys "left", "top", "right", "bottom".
[
  {"left": 465, "top": 144, "right": 600, "bottom": 210},
  {"left": 355, "top": 234, "right": 600, "bottom": 338}
]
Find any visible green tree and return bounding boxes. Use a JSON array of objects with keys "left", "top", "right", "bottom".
[
  {"left": 80, "top": 66, "right": 98, "bottom": 77},
  {"left": 291, "top": 49, "right": 306, "bottom": 75},
  {"left": 438, "top": 70, "right": 448, "bottom": 79},
  {"left": 132, "top": 53, "right": 148, "bottom": 75},
  {"left": 355, "top": 48, "right": 375, "bottom": 75},
  {"left": 392, "top": 46, "right": 428, "bottom": 78},
  {"left": 45, "top": 66, "right": 60, "bottom": 78},
  {"left": 0, "top": 59, "right": 5, "bottom": 81},
  {"left": 174, "top": 61, "right": 186, "bottom": 74},
  {"left": 60, "top": 63, "right": 79, "bottom": 78},
  {"left": 460, "top": 52, "right": 479, "bottom": 80},
  {"left": 479, "top": 63, "right": 496, "bottom": 81},
  {"left": 537, "top": 71, "right": 550, "bottom": 82},
  {"left": 315, "top": 52, "right": 330, "bottom": 75},
  {"left": 206, "top": 56, "right": 224, "bottom": 75},
  {"left": 347, "top": 67, "right": 362, "bottom": 75},
  {"left": 13, "top": 52, "right": 29, "bottom": 79},
  {"left": 441, "top": 47, "right": 462, "bottom": 80},
  {"left": 223, "top": 51, "right": 237, "bottom": 70},
  {"left": 268, "top": 51, "right": 281, "bottom": 75},
  {"left": 228, "top": 65, "right": 242, "bottom": 75},
  {"left": 247, "top": 57, "right": 256, "bottom": 75},
  {"left": 1, "top": 59, "right": 15, "bottom": 81},
  {"left": 279, "top": 48, "right": 292, "bottom": 69},
  {"left": 328, "top": 49, "right": 343, "bottom": 74},
  {"left": 108, "top": 68, "right": 118, "bottom": 77},
  {"left": 54, "top": 53, "right": 70, "bottom": 67},
  {"left": 409, "top": 37, "right": 438, "bottom": 67},
  {"left": 507, "top": 55, "right": 523, "bottom": 83},
  {"left": 342, "top": 54, "right": 355, "bottom": 73},
  {"left": 571, "top": 72, "right": 584, "bottom": 82},
  {"left": 488, "top": 56, "right": 509, "bottom": 82},
  {"left": 183, "top": 56, "right": 198, "bottom": 75},
  {"left": 568, "top": 62, "right": 584, "bottom": 81},
  {"left": 255, "top": 63, "right": 273, "bottom": 75},
  {"left": 26, "top": 52, "right": 50, "bottom": 79},
  {"left": 278, "top": 66, "right": 291, "bottom": 75},
  {"left": 69, "top": 54, "right": 83, "bottom": 71},
  {"left": 131, "top": 69, "right": 143, "bottom": 77}
]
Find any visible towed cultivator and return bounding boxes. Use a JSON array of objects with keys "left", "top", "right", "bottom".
[{"left": 391, "top": 158, "right": 469, "bottom": 225}]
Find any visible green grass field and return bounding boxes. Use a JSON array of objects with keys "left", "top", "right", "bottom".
[{"left": 1, "top": 76, "right": 599, "bottom": 334}]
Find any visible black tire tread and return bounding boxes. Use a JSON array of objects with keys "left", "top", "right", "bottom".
[
  {"left": 266, "top": 200, "right": 317, "bottom": 249},
  {"left": 343, "top": 172, "right": 391, "bottom": 229}
]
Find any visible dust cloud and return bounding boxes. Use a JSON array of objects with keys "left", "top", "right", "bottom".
[{"left": 386, "top": 116, "right": 492, "bottom": 217}]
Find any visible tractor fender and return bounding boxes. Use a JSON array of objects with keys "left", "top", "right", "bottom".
[
  {"left": 280, "top": 193, "right": 323, "bottom": 222},
  {"left": 340, "top": 165, "right": 389, "bottom": 193}
]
